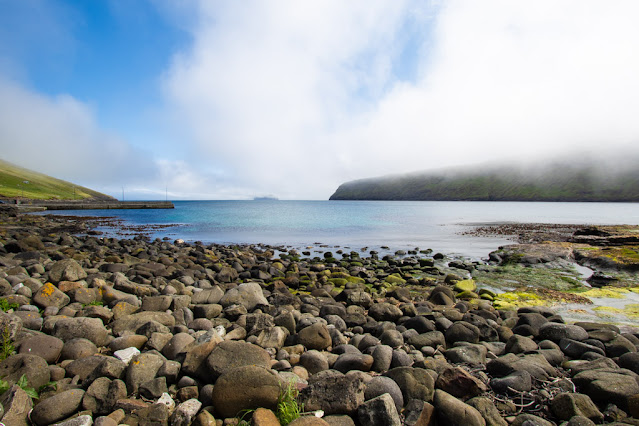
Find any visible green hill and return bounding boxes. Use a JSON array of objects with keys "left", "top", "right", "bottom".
[
  {"left": 330, "top": 160, "right": 639, "bottom": 202},
  {"left": 0, "top": 159, "right": 114, "bottom": 201}
]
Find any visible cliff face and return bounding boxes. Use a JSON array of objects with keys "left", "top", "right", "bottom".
[{"left": 330, "top": 162, "right": 639, "bottom": 202}]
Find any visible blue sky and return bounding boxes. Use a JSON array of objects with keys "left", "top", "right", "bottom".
[{"left": 2, "top": 1, "right": 639, "bottom": 200}]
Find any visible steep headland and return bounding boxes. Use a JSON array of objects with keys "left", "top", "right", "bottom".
[
  {"left": 0, "top": 159, "right": 114, "bottom": 201},
  {"left": 330, "top": 159, "right": 639, "bottom": 202}
]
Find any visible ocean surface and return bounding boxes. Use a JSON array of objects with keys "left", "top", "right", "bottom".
[{"left": 37, "top": 200, "right": 639, "bottom": 260}]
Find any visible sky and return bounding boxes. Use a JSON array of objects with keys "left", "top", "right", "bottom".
[{"left": 1, "top": 1, "right": 639, "bottom": 200}]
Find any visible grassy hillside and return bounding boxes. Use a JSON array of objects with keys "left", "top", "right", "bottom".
[
  {"left": 0, "top": 159, "right": 114, "bottom": 201},
  {"left": 330, "top": 162, "right": 639, "bottom": 202}
]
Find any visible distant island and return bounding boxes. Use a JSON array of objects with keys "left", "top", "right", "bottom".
[
  {"left": 330, "top": 159, "right": 639, "bottom": 202},
  {"left": 253, "top": 196, "right": 279, "bottom": 201}
]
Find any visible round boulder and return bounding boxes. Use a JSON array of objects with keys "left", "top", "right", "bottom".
[
  {"left": 206, "top": 340, "right": 271, "bottom": 379},
  {"left": 297, "top": 323, "right": 332, "bottom": 351},
  {"left": 212, "top": 365, "right": 280, "bottom": 418}
]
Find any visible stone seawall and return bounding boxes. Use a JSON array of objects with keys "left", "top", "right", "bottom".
[{"left": 16, "top": 200, "right": 174, "bottom": 210}]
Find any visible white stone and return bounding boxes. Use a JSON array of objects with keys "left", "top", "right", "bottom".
[
  {"left": 158, "top": 392, "right": 176, "bottom": 412},
  {"left": 53, "top": 414, "right": 94, "bottom": 426},
  {"left": 113, "top": 347, "right": 140, "bottom": 365},
  {"left": 215, "top": 325, "right": 226, "bottom": 337},
  {"left": 170, "top": 398, "right": 202, "bottom": 426}
]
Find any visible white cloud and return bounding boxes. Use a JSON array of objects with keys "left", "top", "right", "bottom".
[
  {"left": 164, "top": 0, "right": 639, "bottom": 199},
  {"left": 0, "top": 78, "right": 160, "bottom": 195}
]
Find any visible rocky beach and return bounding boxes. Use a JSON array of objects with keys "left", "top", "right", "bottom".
[{"left": 0, "top": 206, "right": 639, "bottom": 425}]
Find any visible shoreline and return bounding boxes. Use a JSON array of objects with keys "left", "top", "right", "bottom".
[{"left": 1, "top": 209, "right": 639, "bottom": 424}]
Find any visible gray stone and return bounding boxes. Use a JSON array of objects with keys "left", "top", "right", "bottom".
[
  {"left": 384, "top": 366, "right": 435, "bottom": 403},
  {"left": 444, "top": 344, "right": 487, "bottom": 365},
  {"left": 300, "top": 350, "right": 329, "bottom": 375},
  {"left": 125, "top": 352, "right": 165, "bottom": 394},
  {"left": 0, "top": 384, "right": 33, "bottom": 426},
  {"left": 364, "top": 376, "right": 404, "bottom": 412},
  {"left": 18, "top": 334, "right": 64, "bottom": 363},
  {"left": 60, "top": 338, "right": 99, "bottom": 360},
  {"left": 219, "top": 282, "right": 268, "bottom": 311},
  {"left": 510, "top": 413, "right": 554, "bottom": 426},
  {"left": 467, "top": 396, "right": 508, "bottom": 426},
  {"left": 49, "top": 259, "right": 87, "bottom": 283},
  {"left": 490, "top": 370, "right": 532, "bottom": 393},
  {"left": 550, "top": 392, "right": 603, "bottom": 422},
  {"left": 357, "top": 393, "right": 401, "bottom": 426},
  {"left": 53, "top": 317, "right": 109, "bottom": 346},
  {"left": 30, "top": 389, "right": 86, "bottom": 426},
  {"left": 171, "top": 398, "right": 203, "bottom": 426},
  {"left": 572, "top": 368, "right": 639, "bottom": 410},
  {"left": 371, "top": 344, "right": 393, "bottom": 373},
  {"left": 333, "top": 353, "right": 374, "bottom": 373},
  {"left": 299, "top": 373, "right": 366, "bottom": 415},
  {"left": 505, "top": 334, "right": 538, "bottom": 354},
  {"left": 0, "top": 353, "right": 50, "bottom": 390},
  {"left": 538, "top": 322, "right": 588, "bottom": 342}
]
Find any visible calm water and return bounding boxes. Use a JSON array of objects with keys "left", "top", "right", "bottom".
[{"left": 38, "top": 200, "right": 639, "bottom": 259}]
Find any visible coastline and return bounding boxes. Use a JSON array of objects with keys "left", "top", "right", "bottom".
[{"left": 0, "top": 209, "right": 638, "bottom": 424}]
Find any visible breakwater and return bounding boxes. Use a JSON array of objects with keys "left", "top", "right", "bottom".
[{"left": 14, "top": 200, "right": 174, "bottom": 210}]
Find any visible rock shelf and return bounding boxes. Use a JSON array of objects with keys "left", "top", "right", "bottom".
[{"left": 0, "top": 211, "right": 637, "bottom": 425}]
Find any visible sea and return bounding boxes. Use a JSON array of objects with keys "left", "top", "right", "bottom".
[{"left": 37, "top": 200, "right": 639, "bottom": 260}]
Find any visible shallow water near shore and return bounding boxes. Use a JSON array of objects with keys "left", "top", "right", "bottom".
[{"left": 37, "top": 200, "right": 639, "bottom": 260}]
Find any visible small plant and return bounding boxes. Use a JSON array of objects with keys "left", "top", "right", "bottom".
[
  {"left": 276, "top": 381, "right": 304, "bottom": 425},
  {"left": 0, "top": 327, "right": 14, "bottom": 360},
  {"left": 83, "top": 300, "right": 104, "bottom": 307},
  {"left": 0, "top": 299, "right": 18, "bottom": 312},
  {"left": 235, "top": 381, "right": 304, "bottom": 426},
  {"left": 0, "top": 374, "right": 38, "bottom": 400}
]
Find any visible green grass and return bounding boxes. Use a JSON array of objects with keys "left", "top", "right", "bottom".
[
  {"left": 0, "top": 159, "right": 113, "bottom": 200},
  {"left": 330, "top": 161, "right": 639, "bottom": 202}
]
